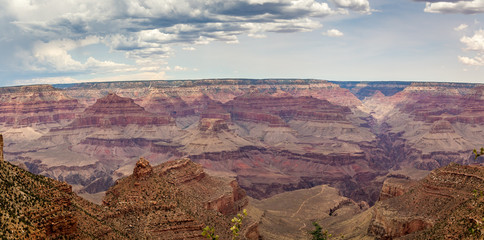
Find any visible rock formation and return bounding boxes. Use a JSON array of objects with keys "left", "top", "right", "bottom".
[
  {"left": 102, "top": 157, "right": 256, "bottom": 239},
  {"left": 133, "top": 157, "right": 153, "bottom": 178},
  {"left": 367, "top": 163, "right": 484, "bottom": 239},
  {"left": 378, "top": 175, "right": 414, "bottom": 201},
  {"left": 68, "top": 93, "right": 174, "bottom": 128},
  {"left": 0, "top": 85, "right": 83, "bottom": 127},
  {"left": 0, "top": 136, "right": 256, "bottom": 239}
]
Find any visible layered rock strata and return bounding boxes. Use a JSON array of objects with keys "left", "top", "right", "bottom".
[{"left": 368, "top": 163, "right": 484, "bottom": 239}]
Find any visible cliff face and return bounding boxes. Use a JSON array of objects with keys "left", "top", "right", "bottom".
[
  {"left": 361, "top": 81, "right": 484, "bottom": 174},
  {"left": 0, "top": 85, "right": 83, "bottom": 127},
  {"left": 368, "top": 163, "right": 484, "bottom": 239}
]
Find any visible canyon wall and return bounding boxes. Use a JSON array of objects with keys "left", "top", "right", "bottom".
[{"left": 2, "top": 79, "right": 483, "bottom": 207}]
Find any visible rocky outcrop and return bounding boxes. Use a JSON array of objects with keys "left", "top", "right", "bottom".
[
  {"left": 199, "top": 118, "right": 230, "bottom": 132},
  {"left": 378, "top": 175, "right": 414, "bottom": 201},
  {"left": 368, "top": 163, "right": 484, "bottom": 239},
  {"left": 102, "top": 158, "right": 256, "bottom": 239},
  {"left": 133, "top": 157, "right": 153, "bottom": 179},
  {"left": 205, "top": 180, "right": 249, "bottom": 215}
]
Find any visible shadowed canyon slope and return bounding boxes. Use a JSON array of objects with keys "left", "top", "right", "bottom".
[{"left": 2, "top": 79, "right": 484, "bottom": 207}]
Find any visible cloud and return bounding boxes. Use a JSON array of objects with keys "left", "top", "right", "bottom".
[
  {"left": 460, "top": 29, "right": 484, "bottom": 51},
  {"left": 331, "top": 0, "right": 371, "bottom": 14},
  {"left": 15, "top": 71, "right": 167, "bottom": 86},
  {"left": 422, "top": 0, "right": 484, "bottom": 14},
  {"left": 454, "top": 23, "right": 469, "bottom": 31},
  {"left": 458, "top": 29, "right": 484, "bottom": 66},
  {"left": 323, "top": 29, "right": 344, "bottom": 37},
  {"left": 1, "top": 0, "right": 373, "bottom": 83},
  {"left": 29, "top": 37, "right": 129, "bottom": 73},
  {"left": 458, "top": 55, "right": 484, "bottom": 65},
  {"left": 173, "top": 66, "right": 189, "bottom": 71},
  {"left": 15, "top": 76, "right": 80, "bottom": 86},
  {"left": 413, "top": 0, "right": 472, "bottom": 2}
]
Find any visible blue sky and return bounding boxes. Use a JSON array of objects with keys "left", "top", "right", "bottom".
[{"left": 0, "top": 0, "right": 483, "bottom": 87}]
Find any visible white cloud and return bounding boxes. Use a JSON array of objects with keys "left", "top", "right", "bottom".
[
  {"left": 458, "top": 55, "right": 484, "bottom": 65},
  {"left": 173, "top": 66, "right": 189, "bottom": 71},
  {"left": 331, "top": 0, "right": 371, "bottom": 14},
  {"left": 461, "top": 29, "right": 484, "bottom": 51},
  {"left": 459, "top": 29, "right": 484, "bottom": 66},
  {"left": 324, "top": 29, "right": 344, "bottom": 37},
  {"left": 30, "top": 37, "right": 128, "bottom": 73},
  {"left": 454, "top": 23, "right": 468, "bottom": 31},
  {"left": 15, "top": 76, "right": 80, "bottom": 86},
  {"left": 15, "top": 71, "right": 168, "bottom": 86},
  {"left": 424, "top": 0, "right": 484, "bottom": 14}
]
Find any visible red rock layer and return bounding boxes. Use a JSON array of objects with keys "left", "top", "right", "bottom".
[
  {"left": 0, "top": 85, "right": 82, "bottom": 126},
  {"left": 225, "top": 93, "right": 351, "bottom": 126},
  {"left": 399, "top": 85, "right": 484, "bottom": 124},
  {"left": 68, "top": 93, "right": 174, "bottom": 128}
]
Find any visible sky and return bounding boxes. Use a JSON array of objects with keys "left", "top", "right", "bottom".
[{"left": 0, "top": 0, "right": 484, "bottom": 87}]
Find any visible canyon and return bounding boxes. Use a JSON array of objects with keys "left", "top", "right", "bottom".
[
  {"left": 2, "top": 131, "right": 482, "bottom": 239},
  {"left": 0, "top": 134, "right": 258, "bottom": 239},
  {"left": 1, "top": 79, "right": 483, "bottom": 208}
]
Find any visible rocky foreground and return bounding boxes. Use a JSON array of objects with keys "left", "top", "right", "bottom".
[{"left": 0, "top": 135, "right": 258, "bottom": 239}]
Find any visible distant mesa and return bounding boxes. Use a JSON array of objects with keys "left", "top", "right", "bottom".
[{"left": 68, "top": 92, "right": 174, "bottom": 128}]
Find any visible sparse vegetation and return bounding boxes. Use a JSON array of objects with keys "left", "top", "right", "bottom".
[
  {"left": 202, "top": 226, "right": 219, "bottom": 240},
  {"left": 203, "top": 209, "right": 247, "bottom": 240},
  {"left": 310, "top": 222, "right": 332, "bottom": 240},
  {"left": 473, "top": 147, "right": 484, "bottom": 159}
]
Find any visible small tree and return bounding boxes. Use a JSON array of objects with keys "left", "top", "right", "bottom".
[
  {"left": 310, "top": 222, "right": 331, "bottom": 240},
  {"left": 230, "top": 209, "right": 247, "bottom": 240},
  {"left": 473, "top": 148, "right": 484, "bottom": 159},
  {"left": 202, "top": 226, "right": 219, "bottom": 240},
  {"left": 202, "top": 209, "right": 247, "bottom": 240}
]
